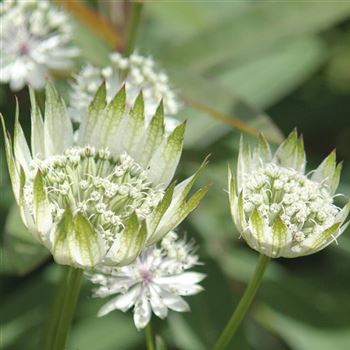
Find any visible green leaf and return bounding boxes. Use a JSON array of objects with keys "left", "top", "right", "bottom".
[{"left": 160, "top": 1, "right": 350, "bottom": 72}]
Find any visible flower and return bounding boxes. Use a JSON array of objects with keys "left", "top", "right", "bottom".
[
  {"left": 0, "top": 0, "right": 78, "bottom": 91},
  {"left": 1, "top": 83, "right": 208, "bottom": 268},
  {"left": 86, "top": 231, "right": 205, "bottom": 330},
  {"left": 69, "top": 52, "right": 180, "bottom": 132},
  {"left": 228, "top": 131, "right": 350, "bottom": 258}
]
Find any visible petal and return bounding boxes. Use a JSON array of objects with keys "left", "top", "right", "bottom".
[
  {"left": 248, "top": 208, "right": 270, "bottom": 254},
  {"left": 146, "top": 122, "right": 185, "bottom": 187},
  {"left": 29, "top": 88, "right": 45, "bottom": 158},
  {"left": 68, "top": 213, "right": 106, "bottom": 268},
  {"left": 33, "top": 170, "right": 52, "bottom": 239},
  {"left": 97, "top": 286, "right": 141, "bottom": 316},
  {"left": 44, "top": 83, "right": 73, "bottom": 156},
  {"left": 77, "top": 82, "right": 108, "bottom": 147},
  {"left": 237, "top": 135, "right": 252, "bottom": 190},
  {"left": 271, "top": 216, "right": 292, "bottom": 258},
  {"left": 329, "top": 161, "right": 343, "bottom": 195},
  {"left": 106, "top": 214, "right": 146, "bottom": 266},
  {"left": 14, "top": 100, "right": 32, "bottom": 173},
  {"left": 1, "top": 114, "right": 20, "bottom": 202},
  {"left": 273, "top": 130, "right": 305, "bottom": 172},
  {"left": 161, "top": 291, "right": 190, "bottom": 312},
  {"left": 149, "top": 285, "right": 168, "bottom": 319},
  {"left": 134, "top": 297, "right": 152, "bottom": 330},
  {"left": 311, "top": 150, "right": 337, "bottom": 190},
  {"left": 155, "top": 272, "right": 206, "bottom": 286},
  {"left": 137, "top": 102, "right": 165, "bottom": 167}
]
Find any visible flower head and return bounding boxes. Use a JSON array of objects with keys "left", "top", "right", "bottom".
[
  {"left": 69, "top": 52, "right": 180, "bottom": 132},
  {"left": 87, "top": 232, "right": 205, "bottom": 330},
  {"left": 0, "top": 0, "right": 78, "bottom": 90},
  {"left": 1, "top": 83, "right": 208, "bottom": 268},
  {"left": 228, "top": 131, "right": 350, "bottom": 258}
]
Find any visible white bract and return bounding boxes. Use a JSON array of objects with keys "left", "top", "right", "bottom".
[
  {"left": 69, "top": 52, "right": 180, "bottom": 132},
  {"left": 1, "top": 83, "right": 208, "bottom": 268},
  {"left": 87, "top": 232, "right": 205, "bottom": 330},
  {"left": 0, "top": 0, "right": 78, "bottom": 91},
  {"left": 228, "top": 131, "right": 350, "bottom": 258}
]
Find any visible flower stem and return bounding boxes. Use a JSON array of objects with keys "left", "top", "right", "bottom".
[
  {"left": 124, "top": 1, "right": 144, "bottom": 56},
  {"left": 212, "top": 254, "right": 269, "bottom": 350},
  {"left": 42, "top": 266, "right": 83, "bottom": 350},
  {"left": 145, "top": 322, "right": 156, "bottom": 350}
]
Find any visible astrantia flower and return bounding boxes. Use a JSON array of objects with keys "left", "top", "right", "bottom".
[
  {"left": 228, "top": 131, "right": 350, "bottom": 258},
  {"left": 69, "top": 52, "right": 180, "bottom": 131},
  {"left": 0, "top": 0, "right": 78, "bottom": 91},
  {"left": 87, "top": 231, "right": 205, "bottom": 330},
  {"left": 1, "top": 83, "right": 208, "bottom": 268}
]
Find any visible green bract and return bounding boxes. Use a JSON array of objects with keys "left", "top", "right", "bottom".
[
  {"left": 228, "top": 131, "right": 350, "bottom": 258},
  {"left": 1, "top": 83, "right": 208, "bottom": 268}
]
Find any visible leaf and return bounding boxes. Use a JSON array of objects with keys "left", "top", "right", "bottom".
[
  {"left": 166, "top": 67, "right": 283, "bottom": 149},
  {"left": 160, "top": 1, "right": 350, "bottom": 72}
]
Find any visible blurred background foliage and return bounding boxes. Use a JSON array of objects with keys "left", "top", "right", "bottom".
[{"left": 1, "top": 1, "right": 350, "bottom": 349}]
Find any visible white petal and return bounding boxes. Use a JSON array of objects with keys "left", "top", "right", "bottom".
[
  {"left": 155, "top": 272, "right": 206, "bottom": 286},
  {"left": 133, "top": 296, "right": 152, "bottom": 330},
  {"left": 97, "top": 286, "right": 141, "bottom": 317}
]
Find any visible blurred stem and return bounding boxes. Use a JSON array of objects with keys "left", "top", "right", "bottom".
[
  {"left": 42, "top": 266, "right": 83, "bottom": 350},
  {"left": 145, "top": 322, "right": 156, "bottom": 350},
  {"left": 124, "top": 1, "right": 144, "bottom": 56},
  {"left": 212, "top": 254, "right": 270, "bottom": 350}
]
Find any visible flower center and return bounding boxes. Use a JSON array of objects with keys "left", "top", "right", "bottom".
[
  {"left": 242, "top": 163, "right": 340, "bottom": 243},
  {"left": 24, "top": 146, "right": 164, "bottom": 246}
]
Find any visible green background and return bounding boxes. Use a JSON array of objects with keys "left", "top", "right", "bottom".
[{"left": 1, "top": 1, "right": 350, "bottom": 349}]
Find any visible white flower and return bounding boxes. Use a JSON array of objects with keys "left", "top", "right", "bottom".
[
  {"left": 228, "top": 131, "right": 350, "bottom": 258},
  {"left": 87, "top": 232, "right": 205, "bottom": 330},
  {"left": 1, "top": 83, "right": 208, "bottom": 268},
  {"left": 0, "top": 0, "right": 79, "bottom": 91},
  {"left": 69, "top": 52, "right": 180, "bottom": 132}
]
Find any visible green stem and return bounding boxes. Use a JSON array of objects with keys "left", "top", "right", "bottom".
[
  {"left": 42, "top": 266, "right": 83, "bottom": 350},
  {"left": 145, "top": 322, "right": 156, "bottom": 350},
  {"left": 124, "top": 1, "right": 144, "bottom": 56},
  {"left": 212, "top": 254, "right": 270, "bottom": 350}
]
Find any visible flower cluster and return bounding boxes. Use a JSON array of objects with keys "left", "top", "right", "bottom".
[
  {"left": 69, "top": 52, "right": 180, "bottom": 131},
  {"left": 0, "top": 0, "right": 78, "bottom": 91},
  {"left": 1, "top": 83, "right": 208, "bottom": 268},
  {"left": 87, "top": 232, "right": 205, "bottom": 329},
  {"left": 229, "top": 131, "right": 349, "bottom": 258}
]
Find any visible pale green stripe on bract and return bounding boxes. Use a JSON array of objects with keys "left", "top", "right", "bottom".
[
  {"left": 146, "top": 122, "right": 185, "bottom": 187},
  {"left": 1, "top": 114, "right": 20, "bottom": 202},
  {"left": 106, "top": 213, "right": 146, "bottom": 266},
  {"left": 311, "top": 150, "right": 336, "bottom": 186},
  {"left": 78, "top": 82, "right": 107, "bottom": 147},
  {"left": 147, "top": 182, "right": 175, "bottom": 238},
  {"left": 33, "top": 170, "right": 52, "bottom": 239},
  {"left": 138, "top": 103, "right": 165, "bottom": 167},
  {"left": 271, "top": 216, "right": 288, "bottom": 257},
  {"left": 151, "top": 184, "right": 210, "bottom": 244},
  {"left": 52, "top": 208, "right": 74, "bottom": 265},
  {"left": 29, "top": 88, "right": 45, "bottom": 158},
  {"left": 14, "top": 100, "right": 32, "bottom": 173},
  {"left": 44, "top": 83, "right": 73, "bottom": 156},
  {"left": 68, "top": 213, "right": 105, "bottom": 268},
  {"left": 249, "top": 208, "right": 267, "bottom": 253},
  {"left": 306, "top": 222, "right": 341, "bottom": 254},
  {"left": 100, "top": 86, "right": 126, "bottom": 152}
]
